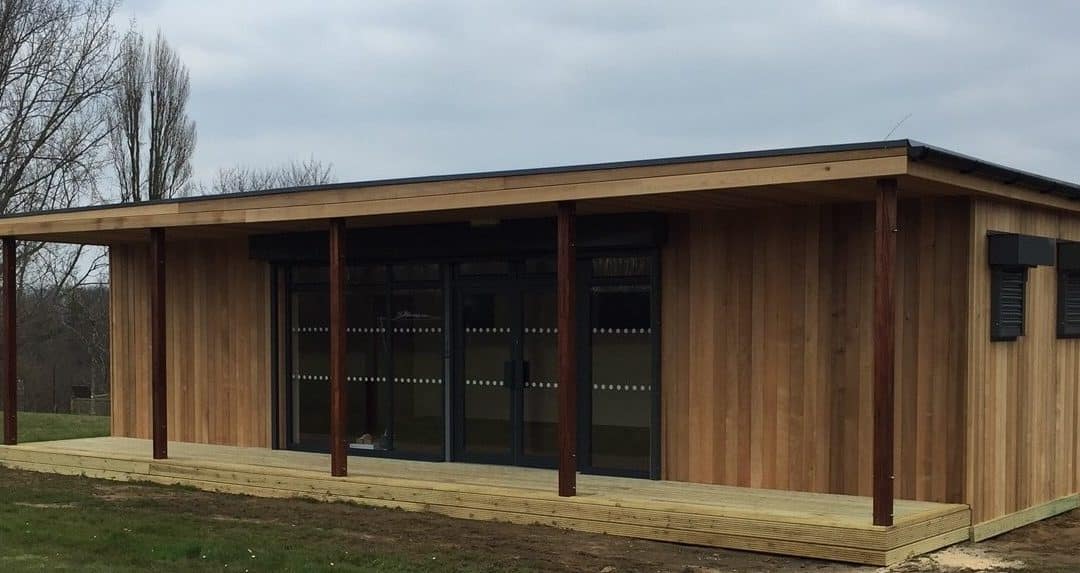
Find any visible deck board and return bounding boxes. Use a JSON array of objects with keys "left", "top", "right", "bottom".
[{"left": 0, "top": 437, "right": 969, "bottom": 566}]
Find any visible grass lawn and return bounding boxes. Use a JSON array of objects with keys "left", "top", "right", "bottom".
[
  {"left": 0, "top": 413, "right": 544, "bottom": 571},
  {"left": 0, "top": 411, "right": 110, "bottom": 443},
  {"left": 0, "top": 467, "right": 545, "bottom": 572}
]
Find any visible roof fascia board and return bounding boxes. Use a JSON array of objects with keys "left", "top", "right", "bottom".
[
  {"left": 0, "top": 155, "right": 907, "bottom": 238},
  {"left": 907, "top": 161, "right": 1080, "bottom": 214}
]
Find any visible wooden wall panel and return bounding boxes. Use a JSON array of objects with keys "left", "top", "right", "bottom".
[
  {"left": 110, "top": 238, "right": 271, "bottom": 448},
  {"left": 662, "top": 198, "right": 970, "bottom": 503},
  {"left": 967, "top": 199, "right": 1080, "bottom": 523}
]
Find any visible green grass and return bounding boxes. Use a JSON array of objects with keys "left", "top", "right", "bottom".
[
  {"left": 0, "top": 412, "right": 538, "bottom": 572},
  {"left": 0, "top": 411, "right": 110, "bottom": 443},
  {"left": 0, "top": 413, "right": 537, "bottom": 571},
  {"left": 0, "top": 468, "right": 539, "bottom": 572}
]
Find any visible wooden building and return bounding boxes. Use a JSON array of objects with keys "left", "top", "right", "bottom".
[{"left": 1, "top": 139, "right": 1079, "bottom": 564}]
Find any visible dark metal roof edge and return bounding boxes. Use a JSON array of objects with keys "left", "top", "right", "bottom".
[
  {"left": 907, "top": 141, "right": 1080, "bottom": 199},
  {"left": 0, "top": 140, "right": 911, "bottom": 220}
]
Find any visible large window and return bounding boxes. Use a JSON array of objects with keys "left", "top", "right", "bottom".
[
  {"left": 290, "top": 284, "right": 332, "bottom": 447},
  {"left": 284, "top": 252, "right": 658, "bottom": 476},
  {"left": 587, "top": 256, "right": 655, "bottom": 475},
  {"left": 389, "top": 284, "right": 444, "bottom": 455},
  {"left": 287, "top": 264, "right": 445, "bottom": 458}
]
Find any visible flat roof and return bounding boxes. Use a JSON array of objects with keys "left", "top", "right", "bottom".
[
  {"left": 2, "top": 138, "right": 1079, "bottom": 244},
  {"left": 3, "top": 138, "right": 1078, "bottom": 222}
]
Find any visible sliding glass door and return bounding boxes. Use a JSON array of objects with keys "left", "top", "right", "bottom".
[{"left": 282, "top": 252, "right": 658, "bottom": 477}]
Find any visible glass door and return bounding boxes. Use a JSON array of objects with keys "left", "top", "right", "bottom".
[
  {"left": 520, "top": 287, "right": 558, "bottom": 463},
  {"left": 457, "top": 286, "right": 516, "bottom": 462},
  {"left": 454, "top": 263, "right": 559, "bottom": 467}
]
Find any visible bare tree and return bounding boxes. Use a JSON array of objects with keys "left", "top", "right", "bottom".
[
  {"left": 108, "top": 27, "right": 144, "bottom": 203},
  {"left": 0, "top": 0, "right": 117, "bottom": 414},
  {"left": 209, "top": 157, "right": 335, "bottom": 194},
  {"left": 0, "top": 0, "right": 117, "bottom": 214},
  {"left": 108, "top": 27, "right": 195, "bottom": 202},
  {"left": 0, "top": 0, "right": 117, "bottom": 291}
]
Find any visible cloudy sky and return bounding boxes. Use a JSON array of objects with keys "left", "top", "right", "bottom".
[{"left": 118, "top": 0, "right": 1080, "bottom": 186}]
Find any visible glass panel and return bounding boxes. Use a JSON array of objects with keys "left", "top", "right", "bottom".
[
  {"left": 592, "top": 256, "right": 651, "bottom": 278},
  {"left": 459, "top": 260, "right": 509, "bottom": 276},
  {"left": 346, "top": 289, "right": 389, "bottom": 451},
  {"left": 348, "top": 264, "right": 386, "bottom": 285},
  {"left": 390, "top": 287, "right": 444, "bottom": 455},
  {"left": 590, "top": 284, "right": 652, "bottom": 472},
  {"left": 393, "top": 263, "right": 440, "bottom": 282},
  {"left": 522, "top": 290, "right": 558, "bottom": 458},
  {"left": 291, "top": 290, "right": 329, "bottom": 448},
  {"left": 291, "top": 266, "right": 327, "bottom": 284},
  {"left": 524, "top": 257, "right": 555, "bottom": 275},
  {"left": 462, "top": 291, "right": 512, "bottom": 456}
]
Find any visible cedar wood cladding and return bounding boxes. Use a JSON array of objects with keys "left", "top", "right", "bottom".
[
  {"left": 661, "top": 199, "right": 969, "bottom": 504},
  {"left": 967, "top": 199, "right": 1080, "bottom": 523},
  {"left": 110, "top": 238, "right": 271, "bottom": 447}
]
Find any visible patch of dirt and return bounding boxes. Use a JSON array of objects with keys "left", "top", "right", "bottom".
[
  {"left": 888, "top": 546, "right": 1025, "bottom": 572},
  {"left": 207, "top": 514, "right": 271, "bottom": 526},
  {"left": 965, "top": 510, "right": 1080, "bottom": 572},
  {"left": 927, "top": 547, "right": 1024, "bottom": 571},
  {"left": 13, "top": 502, "right": 78, "bottom": 509},
  {"left": 91, "top": 483, "right": 190, "bottom": 503}
]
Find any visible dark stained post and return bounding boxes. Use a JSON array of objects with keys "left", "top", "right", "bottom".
[
  {"left": 3, "top": 238, "right": 16, "bottom": 445},
  {"left": 873, "top": 178, "right": 898, "bottom": 526},
  {"left": 329, "top": 218, "right": 348, "bottom": 477},
  {"left": 150, "top": 228, "right": 167, "bottom": 459},
  {"left": 557, "top": 201, "right": 577, "bottom": 497}
]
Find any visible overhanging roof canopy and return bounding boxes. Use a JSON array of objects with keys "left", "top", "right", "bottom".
[{"left": 0, "top": 139, "right": 1077, "bottom": 245}]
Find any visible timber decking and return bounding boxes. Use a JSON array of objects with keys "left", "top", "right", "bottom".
[{"left": 0, "top": 437, "right": 969, "bottom": 565}]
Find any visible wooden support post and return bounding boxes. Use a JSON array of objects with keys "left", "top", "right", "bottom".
[
  {"left": 329, "top": 218, "right": 348, "bottom": 477},
  {"left": 557, "top": 202, "right": 577, "bottom": 497},
  {"left": 150, "top": 228, "right": 167, "bottom": 459},
  {"left": 873, "top": 178, "right": 898, "bottom": 526},
  {"left": 3, "top": 238, "right": 16, "bottom": 445}
]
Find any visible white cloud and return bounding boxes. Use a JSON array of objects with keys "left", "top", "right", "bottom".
[{"left": 117, "top": 0, "right": 1080, "bottom": 185}]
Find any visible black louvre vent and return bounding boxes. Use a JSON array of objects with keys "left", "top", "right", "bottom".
[
  {"left": 1058, "top": 269, "right": 1080, "bottom": 338},
  {"left": 991, "top": 266, "right": 1027, "bottom": 341}
]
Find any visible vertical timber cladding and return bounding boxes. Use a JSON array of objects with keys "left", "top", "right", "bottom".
[
  {"left": 110, "top": 238, "right": 271, "bottom": 447},
  {"left": 968, "top": 199, "right": 1080, "bottom": 525},
  {"left": 662, "top": 198, "right": 970, "bottom": 502}
]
